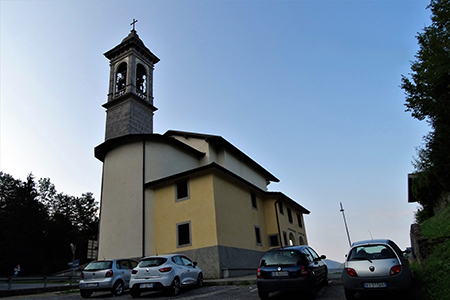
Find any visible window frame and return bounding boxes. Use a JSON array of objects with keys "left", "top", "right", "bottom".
[
  {"left": 251, "top": 192, "right": 257, "bottom": 210},
  {"left": 175, "top": 179, "right": 190, "bottom": 202},
  {"left": 254, "top": 225, "right": 262, "bottom": 246},
  {"left": 176, "top": 221, "right": 192, "bottom": 247},
  {"left": 287, "top": 208, "right": 293, "bottom": 224}
]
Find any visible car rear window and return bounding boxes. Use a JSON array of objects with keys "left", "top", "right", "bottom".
[
  {"left": 348, "top": 244, "right": 396, "bottom": 261},
  {"left": 261, "top": 250, "right": 301, "bottom": 266},
  {"left": 84, "top": 261, "right": 113, "bottom": 271},
  {"left": 139, "top": 257, "right": 168, "bottom": 267}
]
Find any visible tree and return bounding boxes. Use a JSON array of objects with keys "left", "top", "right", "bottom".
[
  {"left": 0, "top": 172, "right": 98, "bottom": 276},
  {"left": 401, "top": 0, "right": 450, "bottom": 213}
]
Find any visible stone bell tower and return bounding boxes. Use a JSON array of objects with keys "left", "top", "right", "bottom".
[{"left": 103, "top": 22, "right": 160, "bottom": 140}]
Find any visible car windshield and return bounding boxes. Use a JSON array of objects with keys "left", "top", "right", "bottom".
[
  {"left": 84, "top": 261, "right": 113, "bottom": 271},
  {"left": 139, "top": 257, "right": 168, "bottom": 267},
  {"left": 261, "top": 250, "right": 301, "bottom": 266},
  {"left": 348, "top": 244, "right": 396, "bottom": 262}
]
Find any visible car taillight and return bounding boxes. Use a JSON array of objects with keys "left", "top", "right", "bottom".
[
  {"left": 80, "top": 272, "right": 84, "bottom": 280},
  {"left": 300, "top": 265, "right": 309, "bottom": 276},
  {"left": 132, "top": 269, "right": 138, "bottom": 274},
  {"left": 158, "top": 267, "right": 172, "bottom": 273},
  {"left": 390, "top": 265, "right": 401, "bottom": 275},
  {"left": 257, "top": 268, "right": 263, "bottom": 278},
  {"left": 346, "top": 268, "right": 358, "bottom": 277},
  {"left": 106, "top": 270, "right": 113, "bottom": 277}
]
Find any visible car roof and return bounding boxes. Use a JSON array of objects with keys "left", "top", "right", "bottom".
[
  {"left": 266, "top": 245, "right": 310, "bottom": 252},
  {"left": 141, "top": 254, "right": 181, "bottom": 259},
  {"left": 351, "top": 239, "right": 392, "bottom": 247}
]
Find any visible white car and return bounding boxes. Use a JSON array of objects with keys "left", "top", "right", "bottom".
[{"left": 129, "top": 254, "right": 203, "bottom": 297}]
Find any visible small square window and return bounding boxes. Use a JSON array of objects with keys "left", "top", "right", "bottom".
[
  {"left": 176, "top": 179, "right": 189, "bottom": 201},
  {"left": 177, "top": 222, "right": 191, "bottom": 247},
  {"left": 269, "top": 234, "right": 280, "bottom": 247},
  {"left": 251, "top": 192, "right": 257, "bottom": 210},
  {"left": 255, "top": 226, "right": 262, "bottom": 246},
  {"left": 287, "top": 208, "right": 293, "bottom": 224}
]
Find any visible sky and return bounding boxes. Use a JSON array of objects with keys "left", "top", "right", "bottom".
[{"left": 1, "top": 0, "right": 433, "bottom": 263}]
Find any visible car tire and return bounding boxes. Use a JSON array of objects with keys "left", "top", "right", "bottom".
[
  {"left": 80, "top": 290, "right": 93, "bottom": 298},
  {"left": 323, "top": 271, "right": 329, "bottom": 286},
  {"left": 196, "top": 272, "right": 203, "bottom": 287},
  {"left": 344, "top": 288, "right": 355, "bottom": 300},
  {"left": 130, "top": 288, "right": 141, "bottom": 298},
  {"left": 258, "top": 290, "right": 269, "bottom": 300},
  {"left": 112, "top": 280, "right": 124, "bottom": 296},
  {"left": 169, "top": 277, "right": 180, "bottom": 296}
]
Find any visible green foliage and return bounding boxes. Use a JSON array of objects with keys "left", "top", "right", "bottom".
[
  {"left": 419, "top": 240, "right": 450, "bottom": 300},
  {"left": 0, "top": 171, "right": 99, "bottom": 276},
  {"left": 420, "top": 204, "right": 450, "bottom": 239},
  {"left": 401, "top": 0, "right": 450, "bottom": 207}
]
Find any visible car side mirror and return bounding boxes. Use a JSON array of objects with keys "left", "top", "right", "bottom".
[
  {"left": 320, "top": 255, "right": 326, "bottom": 260},
  {"left": 193, "top": 262, "right": 198, "bottom": 268}
]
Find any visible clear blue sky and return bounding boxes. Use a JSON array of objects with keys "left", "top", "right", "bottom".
[{"left": 1, "top": 0, "right": 432, "bottom": 262}]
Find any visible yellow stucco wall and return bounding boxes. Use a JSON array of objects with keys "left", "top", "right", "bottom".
[
  {"left": 213, "top": 174, "right": 268, "bottom": 250},
  {"left": 152, "top": 174, "right": 218, "bottom": 254},
  {"left": 98, "top": 142, "right": 144, "bottom": 259}
]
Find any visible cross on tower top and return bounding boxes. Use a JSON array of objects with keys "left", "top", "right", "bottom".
[{"left": 131, "top": 19, "right": 138, "bottom": 31}]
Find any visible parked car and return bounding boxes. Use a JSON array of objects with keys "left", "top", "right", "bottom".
[
  {"left": 256, "top": 245, "right": 328, "bottom": 300},
  {"left": 342, "top": 239, "right": 413, "bottom": 300},
  {"left": 129, "top": 254, "right": 203, "bottom": 297},
  {"left": 79, "top": 258, "right": 138, "bottom": 297}
]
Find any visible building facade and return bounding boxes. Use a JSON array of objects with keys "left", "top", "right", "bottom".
[{"left": 95, "top": 29, "right": 310, "bottom": 279}]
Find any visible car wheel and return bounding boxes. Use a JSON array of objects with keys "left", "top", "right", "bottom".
[
  {"left": 130, "top": 288, "right": 141, "bottom": 298},
  {"left": 170, "top": 277, "right": 180, "bottom": 296},
  {"left": 258, "top": 290, "right": 269, "bottom": 300},
  {"left": 112, "top": 280, "right": 124, "bottom": 296},
  {"left": 196, "top": 272, "right": 203, "bottom": 287},
  {"left": 323, "top": 272, "right": 329, "bottom": 286},
  {"left": 344, "top": 288, "right": 355, "bottom": 300},
  {"left": 80, "top": 290, "right": 93, "bottom": 298}
]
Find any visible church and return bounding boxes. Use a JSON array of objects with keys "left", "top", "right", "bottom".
[{"left": 94, "top": 26, "right": 310, "bottom": 279}]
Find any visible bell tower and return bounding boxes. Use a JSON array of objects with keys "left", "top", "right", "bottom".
[{"left": 103, "top": 22, "right": 160, "bottom": 140}]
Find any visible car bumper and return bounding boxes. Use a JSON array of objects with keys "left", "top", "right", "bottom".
[
  {"left": 341, "top": 272, "right": 412, "bottom": 292},
  {"left": 130, "top": 277, "right": 173, "bottom": 291},
  {"left": 79, "top": 279, "right": 114, "bottom": 291},
  {"left": 257, "top": 277, "right": 313, "bottom": 293}
]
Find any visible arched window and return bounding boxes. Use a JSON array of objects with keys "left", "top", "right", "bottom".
[
  {"left": 136, "top": 64, "right": 147, "bottom": 95},
  {"left": 115, "top": 62, "right": 127, "bottom": 95},
  {"left": 299, "top": 235, "right": 305, "bottom": 245},
  {"left": 289, "top": 232, "right": 295, "bottom": 246}
]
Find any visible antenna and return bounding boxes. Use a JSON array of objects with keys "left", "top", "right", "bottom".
[
  {"left": 101, "top": 251, "right": 106, "bottom": 260},
  {"left": 340, "top": 202, "right": 352, "bottom": 247},
  {"left": 369, "top": 230, "right": 373, "bottom": 240}
]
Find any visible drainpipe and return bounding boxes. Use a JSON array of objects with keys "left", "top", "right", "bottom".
[
  {"left": 142, "top": 137, "right": 146, "bottom": 257},
  {"left": 274, "top": 198, "right": 283, "bottom": 248}
]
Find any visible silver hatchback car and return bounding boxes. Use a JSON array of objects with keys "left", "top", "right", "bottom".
[
  {"left": 79, "top": 259, "right": 138, "bottom": 297},
  {"left": 129, "top": 254, "right": 203, "bottom": 297},
  {"left": 342, "top": 239, "right": 412, "bottom": 300}
]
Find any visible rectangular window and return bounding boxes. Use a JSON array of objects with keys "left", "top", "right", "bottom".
[
  {"left": 251, "top": 192, "right": 257, "bottom": 210},
  {"left": 177, "top": 221, "right": 191, "bottom": 247},
  {"left": 269, "top": 234, "right": 280, "bottom": 247},
  {"left": 283, "top": 231, "right": 287, "bottom": 246},
  {"left": 254, "top": 226, "right": 262, "bottom": 246},
  {"left": 176, "top": 179, "right": 189, "bottom": 201},
  {"left": 297, "top": 213, "right": 303, "bottom": 228},
  {"left": 287, "top": 208, "right": 293, "bottom": 223},
  {"left": 278, "top": 201, "right": 284, "bottom": 215}
]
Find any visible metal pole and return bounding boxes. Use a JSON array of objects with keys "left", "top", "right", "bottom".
[{"left": 340, "top": 202, "right": 352, "bottom": 247}]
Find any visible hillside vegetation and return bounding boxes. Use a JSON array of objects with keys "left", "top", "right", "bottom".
[{"left": 414, "top": 205, "right": 450, "bottom": 300}]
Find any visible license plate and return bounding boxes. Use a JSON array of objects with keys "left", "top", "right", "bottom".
[
  {"left": 364, "top": 282, "right": 387, "bottom": 288},
  {"left": 140, "top": 283, "right": 154, "bottom": 288},
  {"left": 271, "top": 271, "right": 289, "bottom": 277},
  {"left": 86, "top": 283, "right": 98, "bottom": 287}
]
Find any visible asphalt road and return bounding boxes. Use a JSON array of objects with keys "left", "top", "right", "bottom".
[{"left": 0, "top": 279, "right": 419, "bottom": 300}]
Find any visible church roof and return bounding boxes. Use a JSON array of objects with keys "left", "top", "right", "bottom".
[
  {"left": 104, "top": 29, "right": 160, "bottom": 63},
  {"left": 164, "top": 130, "right": 279, "bottom": 183},
  {"left": 94, "top": 133, "right": 205, "bottom": 162},
  {"left": 145, "top": 162, "right": 309, "bottom": 214}
]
